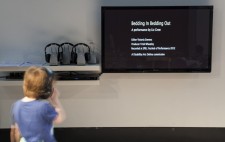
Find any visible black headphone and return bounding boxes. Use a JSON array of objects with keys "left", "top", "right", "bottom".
[
  {"left": 60, "top": 42, "right": 74, "bottom": 64},
  {"left": 72, "top": 43, "right": 91, "bottom": 63},
  {"left": 58, "top": 45, "right": 63, "bottom": 64},
  {"left": 39, "top": 67, "right": 54, "bottom": 99},
  {"left": 44, "top": 43, "right": 61, "bottom": 63},
  {"left": 70, "top": 44, "right": 77, "bottom": 64}
]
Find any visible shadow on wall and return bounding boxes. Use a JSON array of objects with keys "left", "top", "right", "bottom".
[
  {"left": 0, "top": 81, "right": 119, "bottom": 100},
  {"left": 58, "top": 80, "right": 119, "bottom": 100}
]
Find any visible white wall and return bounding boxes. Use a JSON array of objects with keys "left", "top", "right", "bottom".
[{"left": 1, "top": 0, "right": 225, "bottom": 128}]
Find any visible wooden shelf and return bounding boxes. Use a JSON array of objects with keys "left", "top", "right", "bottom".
[
  {"left": 0, "top": 64, "right": 101, "bottom": 72},
  {"left": 0, "top": 64, "right": 101, "bottom": 86},
  {"left": 0, "top": 80, "right": 100, "bottom": 86}
]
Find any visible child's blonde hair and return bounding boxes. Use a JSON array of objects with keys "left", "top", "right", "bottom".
[{"left": 23, "top": 66, "right": 55, "bottom": 99}]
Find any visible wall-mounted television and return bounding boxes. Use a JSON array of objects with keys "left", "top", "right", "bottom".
[{"left": 101, "top": 6, "right": 213, "bottom": 73}]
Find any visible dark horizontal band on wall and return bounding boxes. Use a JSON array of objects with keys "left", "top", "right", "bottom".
[{"left": 1, "top": 127, "right": 225, "bottom": 142}]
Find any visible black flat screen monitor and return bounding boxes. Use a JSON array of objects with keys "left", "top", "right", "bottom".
[{"left": 101, "top": 6, "right": 213, "bottom": 73}]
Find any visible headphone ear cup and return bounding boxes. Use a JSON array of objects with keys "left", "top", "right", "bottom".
[
  {"left": 71, "top": 52, "right": 77, "bottom": 64},
  {"left": 58, "top": 52, "right": 63, "bottom": 64},
  {"left": 70, "top": 46, "right": 77, "bottom": 64},
  {"left": 57, "top": 46, "right": 63, "bottom": 64},
  {"left": 39, "top": 87, "right": 53, "bottom": 99},
  {"left": 39, "top": 67, "right": 54, "bottom": 99},
  {"left": 70, "top": 52, "right": 74, "bottom": 63},
  {"left": 45, "top": 54, "right": 51, "bottom": 63},
  {"left": 74, "top": 53, "right": 77, "bottom": 64},
  {"left": 85, "top": 53, "right": 91, "bottom": 62}
]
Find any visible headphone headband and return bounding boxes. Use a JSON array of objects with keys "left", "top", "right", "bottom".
[
  {"left": 73, "top": 43, "right": 90, "bottom": 53},
  {"left": 60, "top": 42, "right": 74, "bottom": 47},
  {"left": 45, "top": 43, "right": 60, "bottom": 53}
]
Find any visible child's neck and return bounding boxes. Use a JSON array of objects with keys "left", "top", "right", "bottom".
[{"left": 22, "top": 96, "right": 36, "bottom": 102}]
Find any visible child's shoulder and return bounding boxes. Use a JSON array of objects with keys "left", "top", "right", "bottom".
[
  {"left": 14, "top": 99, "right": 50, "bottom": 106},
  {"left": 37, "top": 100, "right": 53, "bottom": 107},
  {"left": 35, "top": 99, "right": 51, "bottom": 106}
]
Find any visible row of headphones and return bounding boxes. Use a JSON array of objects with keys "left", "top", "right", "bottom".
[{"left": 45, "top": 42, "right": 93, "bottom": 65}]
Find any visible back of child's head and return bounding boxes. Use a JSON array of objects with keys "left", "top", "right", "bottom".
[{"left": 23, "top": 66, "right": 55, "bottom": 99}]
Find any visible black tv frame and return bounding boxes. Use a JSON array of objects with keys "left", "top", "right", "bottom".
[{"left": 101, "top": 6, "right": 213, "bottom": 73}]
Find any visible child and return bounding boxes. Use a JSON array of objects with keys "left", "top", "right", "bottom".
[{"left": 10, "top": 66, "right": 66, "bottom": 142}]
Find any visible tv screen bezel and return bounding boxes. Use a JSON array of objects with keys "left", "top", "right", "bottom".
[{"left": 101, "top": 6, "right": 213, "bottom": 73}]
